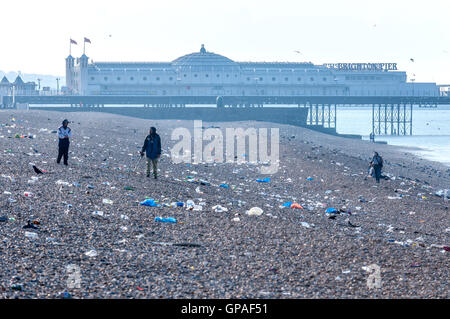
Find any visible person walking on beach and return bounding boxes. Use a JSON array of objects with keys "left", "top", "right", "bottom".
[
  {"left": 371, "top": 151, "right": 383, "bottom": 183},
  {"left": 57, "top": 119, "right": 72, "bottom": 166},
  {"left": 140, "top": 127, "right": 161, "bottom": 179}
]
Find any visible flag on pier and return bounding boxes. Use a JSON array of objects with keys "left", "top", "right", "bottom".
[
  {"left": 70, "top": 39, "right": 78, "bottom": 45},
  {"left": 84, "top": 37, "right": 91, "bottom": 44}
]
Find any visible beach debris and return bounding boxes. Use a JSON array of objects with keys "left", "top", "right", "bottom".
[
  {"left": 85, "top": 249, "right": 98, "bottom": 257},
  {"left": 212, "top": 205, "right": 228, "bottom": 213},
  {"left": 61, "top": 292, "right": 72, "bottom": 299},
  {"left": 246, "top": 207, "right": 263, "bottom": 216},
  {"left": 154, "top": 217, "right": 177, "bottom": 223},
  {"left": 256, "top": 177, "right": 271, "bottom": 183},
  {"left": 300, "top": 222, "right": 313, "bottom": 229},
  {"left": 24, "top": 231, "right": 39, "bottom": 240},
  {"left": 92, "top": 210, "right": 104, "bottom": 218},
  {"left": 290, "top": 203, "right": 303, "bottom": 209},
  {"left": 11, "top": 284, "right": 24, "bottom": 291},
  {"left": 195, "top": 186, "right": 203, "bottom": 194},
  {"left": 434, "top": 189, "right": 449, "bottom": 200},
  {"left": 140, "top": 199, "right": 160, "bottom": 207},
  {"left": 23, "top": 220, "right": 39, "bottom": 230},
  {"left": 281, "top": 202, "right": 292, "bottom": 208},
  {"left": 56, "top": 180, "right": 71, "bottom": 186}
]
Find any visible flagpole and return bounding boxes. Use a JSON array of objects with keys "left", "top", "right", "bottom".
[
  {"left": 83, "top": 40, "right": 85, "bottom": 55},
  {"left": 69, "top": 39, "right": 71, "bottom": 56}
]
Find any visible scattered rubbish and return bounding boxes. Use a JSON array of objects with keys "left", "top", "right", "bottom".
[
  {"left": 232, "top": 217, "right": 240, "bottom": 222},
  {"left": 123, "top": 186, "right": 135, "bottom": 191},
  {"left": 25, "top": 231, "right": 39, "bottom": 240},
  {"left": 102, "top": 199, "right": 113, "bottom": 205},
  {"left": 92, "top": 211, "right": 104, "bottom": 217},
  {"left": 85, "top": 249, "right": 98, "bottom": 257},
  {"left": 195, "top": 186, "right": 203, "bottom": 194},
  {"left": 347, "top": 220, "right": 359, "bottom": 228},
  {"left": 219, "top": 184, "right": 229, "bottom": 188},
  {"left": 140, "top": 199, "right": 161, "bottom": 207},
  {"left": 27, "top": 176, "right": 39, "bottom": 184},
  {"left": 256, "top": 177, "right": 271, "bottom": 183},
  {"left": 173, "top": 242, "right": 202, "bottom": 247},
  {"left": 300, "top": 222, "right": 313, "bottom": 229},
  {"left": 11, "top": 284, "right": 23, "bottom": 291},
  {"left": 154, "top": 217, "right": 177, "bottom": 223},
  {"left": 56, "top": 180, "right": 71, "bottom": 186},
  {"left": 290, "top": 203, "right": 303, "bottom": 209},
  {"left": 24, "top": 192, "right": 34, "bottom": 198},
  {"left": 306, "top": 177, "right": 314, "bottom": 181},
  {"left": 212, "top": 205, "right": 228, "bottom": 213},
  {"left": 434, "top": 189, "right": 449, "bottom": 199},
  {"left": 246, "top": 207, "right": 263, "bottom": 216},
  {"left": 23, "top": 220, "right": 39, "bottom": 230},
  {"left": 151, "top": 241, "right": 201, "bottom": 247},
  {"left": 61, "top": 292, "right": 72, "bottom": 299}
]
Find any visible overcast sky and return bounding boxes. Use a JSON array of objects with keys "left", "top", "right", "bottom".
[{"left": 1, "top": 0, "right": 449, "bottom": 83}]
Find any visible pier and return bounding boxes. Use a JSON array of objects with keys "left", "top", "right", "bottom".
[{"left": 2, "top": 95, "right": 449, "bottom": 136}]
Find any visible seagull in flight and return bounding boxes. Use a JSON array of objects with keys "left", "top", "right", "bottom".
[
  {"left": 410, "top": 58, "right": 415, "bottom": 62},
  {"left": 294, "top": 50, "right": 302, "bottom": 54}
]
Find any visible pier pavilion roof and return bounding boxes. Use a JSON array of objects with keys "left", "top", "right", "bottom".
[{"left": 172, "top": 44, "right": 237, "bottom": 67}]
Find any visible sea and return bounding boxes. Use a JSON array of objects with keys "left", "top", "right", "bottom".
[{"left": 336, "top": 105, "right": 450, "bottom": 167}]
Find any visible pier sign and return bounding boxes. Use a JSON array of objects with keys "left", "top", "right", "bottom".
[{"left": 323, "top": 63, "right": 398, "bottom": 71}]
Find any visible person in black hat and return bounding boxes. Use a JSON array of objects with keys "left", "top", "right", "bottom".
[
  {"left": 140, "top": 127, "right": 161, "bottom": 179},
  {"left": 57, "top": 119, "right": 72, "bottom": 165}
]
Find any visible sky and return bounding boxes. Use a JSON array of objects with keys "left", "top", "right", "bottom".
[{"left": 1, "top": 0, "right": 449, "bottom": 84}]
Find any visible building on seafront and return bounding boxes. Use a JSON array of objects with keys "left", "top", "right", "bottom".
[
  {"left": 65, "top": 44, "right": 438, "bottom": 97},
  {"left": 0, "top": 75, "right": 37, "bottom": 104}
]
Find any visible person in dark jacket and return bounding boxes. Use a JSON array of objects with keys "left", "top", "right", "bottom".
[
  {"left": 140, "top": 127, "right": 162, "bottom": 178},
  {"left": 371, "top": 151, "right": 383, "bottom": 183},
  {"left": 57, "top": 119, "right": 72, "bottom": 165}
]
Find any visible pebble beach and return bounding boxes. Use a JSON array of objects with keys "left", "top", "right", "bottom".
[{"left": 0, "top": 110, "right": 448, "bottom": 298}]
